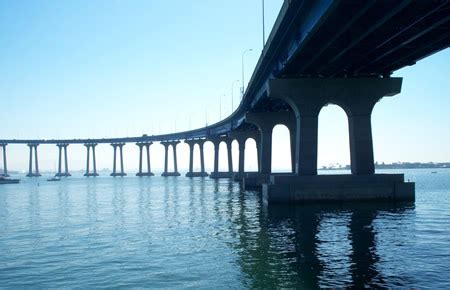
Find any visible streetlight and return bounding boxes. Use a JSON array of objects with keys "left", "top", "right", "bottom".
[
  {"left": 262, "top": 0, "right": 266, "bottom": 47},
  {"left": 241, "top": 48, "right": 253, "bottom": 97},
  {"left": 231, "top": 79, "right": 239, "bottom": 112}
]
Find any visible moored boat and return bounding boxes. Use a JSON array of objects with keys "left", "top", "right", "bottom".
[{"left": 0, "top": 176, "right": 20, "bottom": 184}]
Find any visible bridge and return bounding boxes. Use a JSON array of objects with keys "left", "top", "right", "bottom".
[{"left": 1, "top": 0, "right": 449, "bottom": 203}]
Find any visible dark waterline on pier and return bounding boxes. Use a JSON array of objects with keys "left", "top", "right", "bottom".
[{"left": 0, "top": 169, "right": 449, "bottom": 288}]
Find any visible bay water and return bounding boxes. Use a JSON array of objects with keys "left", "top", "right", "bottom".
[{"left": 0, "top": 169, "right": 449, "bottom": 288}]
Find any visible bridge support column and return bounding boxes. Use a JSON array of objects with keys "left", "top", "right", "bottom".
[
  {"left": 56, "top": 144, "right": 71, "bottom": 177},
  {"left": 262, "top": 78, "right": 414, "bottom": 203},
  {"left": 212, "top": 140, "right": 220, "bottom": 174},
  {"left": 161, "top": 141, "right": 180, "bottom": 177},
  {"left": 238, "top": 141, "right": 245, "bottom": 174},
  {"left": 63, "top": 144, "right": 70, "bottom": 176},
  {"left": 243, "top": 112, "right": 296, "bottom": 188},
  {"left": 228, "top": 130, "right": 261, "bottom": 182},
  {"left": 1, "top": 143, "right": 9, "bottom": 177},
  {"left": 84, "top": 143, "right": 99, "bottom": 177},
  {"left": 136, "top": 142, "right": 154, "bottom": 176},
  {"left": 226, "top": 139, "right": 233, "bottom": 173},
  {"left": 208, "top": 136, "right": 234, "bottom": 179},
  {"left": 111, "top": 143, "right": 127, "bottom": 177},
  {"left": 26, "top": 144, "right": 41, "bottom": 177},
  {"left": 199, "top": 140, "right": 207, "bottom": 176},
  {"left": 185, "top": 139, "right": 209, "bottom": 177}
]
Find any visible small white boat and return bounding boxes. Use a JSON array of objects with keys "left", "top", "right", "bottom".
[{"left": 47, "top": 176, "right": 61, "bottom": 182}]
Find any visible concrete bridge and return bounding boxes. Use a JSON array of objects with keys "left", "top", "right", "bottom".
[{"left": 1, "top": 0, "right": 449, "bottom": 203}]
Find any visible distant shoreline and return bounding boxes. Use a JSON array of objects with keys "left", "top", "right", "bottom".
[{"left": 321, "top": 162, "right": 450, "bottom": 170}]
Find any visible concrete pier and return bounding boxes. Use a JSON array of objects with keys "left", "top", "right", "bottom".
[
  {"left": 26, "top": 143, "right": 41, "bottom": 177},
  {"left": 185, "top": 139, "right": 208, "bottom": 177},
  {"left": 261, "top": 78, "right": 414, "bottom": 203},
  {"left": 263, "top": 174, "right": 415, "bottom": 204},
  {"left": 136, "top": 142, "right": 154, "bottom": 176},
  {"left": 241, "top": 111, "right": 296, "bottom": 188},
  {"left": 84, "top": 143, "right": 99, "bottom": 177},
  {"left": 208, "top": 136, "right": 234, "bottom": 179},
  {"left": 110, "top": 143, "right": 127, "bottom": 177},
  {"left": 0, "top": 143, "right": 9, "bottom": 177},
  {"left": 161, "top": 140, "right": 181, "bottom": 177},
  {"left": 228, "top": 130, "right": 261, "bottom": 181},
  {"left": 56, "top": 143, "right": 71, "bottom": 177}
]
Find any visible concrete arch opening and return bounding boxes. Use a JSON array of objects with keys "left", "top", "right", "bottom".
[
  {"left": 318, "top": 104, "right": 350, "bottom": 174},
  {"left": 231, "top": 140, "right": 239, "bottom": 172},
  {"left": 244, "top": 138, "right": 258, "bottom": 172},
  {"left": 203, "top": 141, "right": 215, "bottom": 172},
  {"left": 167, "top": 145, "right": 175, "bottom": 172},
  {"left": 271, "top": 124, "right": 293, "bottom": 173},
  {"left": 193, "top": 143, "right": 201, "bottom": 171},
  {"left": 218, "top": 141, "right": 228, "bottom": 171}
]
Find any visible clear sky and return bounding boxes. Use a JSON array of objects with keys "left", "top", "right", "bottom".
[{"left": 1, "top": 0, "right": 449, "bottom": 173}]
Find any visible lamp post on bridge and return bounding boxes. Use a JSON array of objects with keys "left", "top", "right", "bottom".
[
  {"left": 231, "top": 79, "right": 239, "bottom": 112},
  {"left": 241, "top": 48, "right": 253, "bottom": 98},
  {"left": 262, "top": 0, "right": 266, "bottom": 47}
]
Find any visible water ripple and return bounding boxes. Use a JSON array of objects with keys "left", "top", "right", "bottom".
[{"left": 0, "top": 170, "right": 449, "bottom": 287}]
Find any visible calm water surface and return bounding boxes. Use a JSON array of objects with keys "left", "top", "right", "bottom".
[{"left": 1, "top": 169, "right": 449, "bottom": 288}]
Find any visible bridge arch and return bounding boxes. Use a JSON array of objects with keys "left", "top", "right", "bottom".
[
  {"left": 203, "top": 141, "right": 215, "bottom": 172},
  {"left": 192, "top": 143, "right": 201, "bottom": 171},
  {"left": 244, "top": 137, "right": 259, "bottom": 172},
  {"left": 318, "top": 104, "right": 350, "bottom": 173},
  {"left": 218, "top": 141, "right": 228, "bottom": 171},
  {"left": 271, "top": 124, "right": 293, "bottom": 173},
  {"left": 231, "top": 140, "right": 239, "bottom": 172}
]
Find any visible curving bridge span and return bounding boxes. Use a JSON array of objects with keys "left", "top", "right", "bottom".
[{"left": 2, "top": 0, "right": 450, "bottom": 203}]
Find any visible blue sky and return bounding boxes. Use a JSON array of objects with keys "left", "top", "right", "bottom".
[{"left": 1, "top": 0, "right": 449, "bottom": 172}]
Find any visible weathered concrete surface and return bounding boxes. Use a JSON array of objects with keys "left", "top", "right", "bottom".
[
  {"left": 243, "top": 172, "right": 294, "bottom": 190},
  {"left": 263, "top": 174, "right": 415, "bottom": 204},
  {"left": 161, "top": 172, "right": 181, "bottom": 177},
  {"left": 186, "top": 172, "right": 209, "bottom": 177},
  {"left": 136, "top": 172, "right": 154, "bottom": 177},
  {"left": 84, "top": 173, "right": 99, "bottom": 177},
  {"left": 110, "top": 172, "right": 127, "bottom": 177},
  {"left": 210, "top": 171, "right": 234, "bottom": 179},
  {"left": 233, "top": 172, "right": 258, "bottom": 182}
]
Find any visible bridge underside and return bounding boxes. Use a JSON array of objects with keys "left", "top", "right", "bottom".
[{"left": 280, "top": 0, "right": 450, "bottom": 78}]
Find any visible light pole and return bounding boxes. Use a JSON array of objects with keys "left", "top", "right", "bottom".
[
  {"left": 219, "top": 95, "right": 222, "bottom": 120},
  {"left": 241, "top": 48, "right": 253, "bottom": 97},
  {"left": 262, "top": 0, "right": 265, "bottom": 47},
  {"left": 231, "top": 79, "right": 239, "bottom": 112}
]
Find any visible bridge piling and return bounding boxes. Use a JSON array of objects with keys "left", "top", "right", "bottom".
[
  {"left": 64, "top": 144, "right": 69, "bottom": 176},
  {"left": 243, "top": 112, "right": 296, "bottom": 188},
  {"left": 1, "top": 143, "right": 9, "bottom": 177},
  {"left": 58, "top": 145, "right": 62, "bottom": 175},
  {"left": 262, "top": 78, "right": 414, "bottom": 203},
  {"left": 145, "top": 143, "right": 152, "bottom": 175},
  {"left": 228, "top": 130, "right": 261, "bottom": 181},
  {"left": 185, "top": 139, "right": 208, "bottom": 177},
  {"left": 209, "top": 136, "right": 234, "bottom": 179},
  {"left": 110, "top": 143, "right": 126, "bottom": 177},
  {"left": 84, "top": 143, "right": 99, "bottom": 177},
  {"left": 161, "top": 141, "right": 180, "bottom": 177},
  {"left": 56, "top": 144, "right": 71, "bottom": 177},
  {"left": 26, "top": 144, "right": 41, "bottom": 177},
  {"left": 136, "top": 142, "right": 154, "bottom": 176}
]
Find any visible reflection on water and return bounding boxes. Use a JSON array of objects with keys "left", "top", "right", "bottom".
[{"left": 0, "top": 170, "right": 449, "bottom": 288}]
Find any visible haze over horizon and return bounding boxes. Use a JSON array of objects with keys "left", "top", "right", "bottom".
[{"left": 1, "top": 0, "right": 450, "bottom": 172}]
